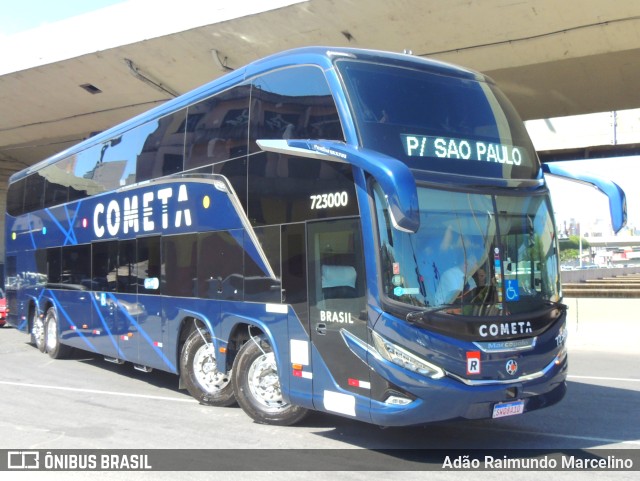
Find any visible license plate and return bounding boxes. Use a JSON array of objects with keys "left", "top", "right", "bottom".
[{"left": 492, "top": 400, "right": 524, "bottom": 419}]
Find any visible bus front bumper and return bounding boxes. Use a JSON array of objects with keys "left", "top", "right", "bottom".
[{"left": 367, "top": 354, "right": 568, "bottom": 427}]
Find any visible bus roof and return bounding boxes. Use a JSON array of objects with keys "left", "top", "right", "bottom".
[{"left": 10, "top": 46, "right": 485, "bottom": 183}]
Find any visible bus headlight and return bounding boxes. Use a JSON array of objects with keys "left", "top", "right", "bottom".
[{"left": 372, "top": 331, "right": 445, "bottom": 379}]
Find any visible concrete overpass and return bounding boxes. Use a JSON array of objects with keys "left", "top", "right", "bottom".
[
  {"left": 1, "top": 0, "right": 640, "bottom": 257},
  {"left": 584, "top": 235, "right": 640, "bottom": 248}
]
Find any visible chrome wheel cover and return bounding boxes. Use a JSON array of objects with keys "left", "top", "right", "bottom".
[
  {"left": 33, "top": 314, "right": 45, "bottom": 349},
  {"left": 193, "top": 343, "right": 230, "bottom": 393},
  {"left": 45, "top": 313, "right": 57, "bottom": 352},
  {"left": 247, "top": 352, "right": 287, "bottom": 411}
]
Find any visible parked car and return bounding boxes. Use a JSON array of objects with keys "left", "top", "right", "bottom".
[{"left": 0, "top": 288, "right": 7, "bottom": 327}]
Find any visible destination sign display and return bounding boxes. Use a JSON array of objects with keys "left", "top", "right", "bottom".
[{"left": 401, "top": 134, "right": 529, "bottom": 166}]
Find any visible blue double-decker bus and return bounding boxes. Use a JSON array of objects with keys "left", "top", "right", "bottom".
[{"left": 4, "top": 47, "right": 626, "bottom": 426}]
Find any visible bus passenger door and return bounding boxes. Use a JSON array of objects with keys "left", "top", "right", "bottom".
[
  {"left": 114, "top": 239, "right": 140, "bottom": 363},
  {"left": 307, "top": 219, "right": 370, "bottom": 416},
  {"left": 113, "top": 237, "right": 164, "bottom": 368},
  {"left": 58, "top": 244, "right": 92, "bottom": 350},
  {"left": 130, "top": 236, "right": 165, "bottom": 370},
  {"left": 91, "top": 241, "right": 121, "bottom": 360}
]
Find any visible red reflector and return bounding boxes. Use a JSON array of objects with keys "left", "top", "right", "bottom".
[
  {"left": 292, "top": 370, "right": 302, "bottom": 377},
  {"left": 348, "top": 378, "right": 359, "bottom": 387}
]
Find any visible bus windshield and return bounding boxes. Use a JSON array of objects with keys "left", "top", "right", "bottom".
[
  {"left": 336, "top": 59, "right": 540, "bottom": 180},
  {"left": 373, "top": 185, "right": 561, "bottom": 316}
]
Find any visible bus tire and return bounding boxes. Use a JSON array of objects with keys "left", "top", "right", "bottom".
[
  {"left": 31, "top": 309, "right": 46, "bottom": 353},
  {"left": 44, "top": 307, "right": 72, "bottom": 359},
  {"left": 232, "top": 336, "right": 308, "bottom": 426},
  {"left": 180, "top": 329, "right": 235, "bottom": 407}
]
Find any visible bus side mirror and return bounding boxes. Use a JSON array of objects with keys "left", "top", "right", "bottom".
[
  {"left": 542, "top": 163, "right": 627, "bottom": 234},
  {"left": 257, "top": 139, "right": 420, "bottom": 233}
]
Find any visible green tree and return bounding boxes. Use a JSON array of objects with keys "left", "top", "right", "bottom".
[
  {"left": 558, "top": 235, "right": 590, "bottom": 262},
  {"left": 558, "top": 235, "right": 589, "bottom": 251},
  {"left": 560, "top": 248, "right": 579, "bottom": 262}
]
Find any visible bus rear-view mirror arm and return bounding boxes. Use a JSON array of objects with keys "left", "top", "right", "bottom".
[
  {"left": 257, "top": 139, "right": 420, "bottom": 233},
  {"left": 542, "top": 163, "right": 627, "bottom": 234}
]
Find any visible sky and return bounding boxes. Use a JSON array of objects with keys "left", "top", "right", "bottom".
[
  {"left": 0, "top": 0, "right": 127, "bottom": 36},
  {"left": 0, "top": 1, "right": 638, "bottom": 232}
]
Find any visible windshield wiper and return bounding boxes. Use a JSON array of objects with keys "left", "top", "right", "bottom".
[
  {"left": 543, "top": 299, "right": 568, "bottom": 314},
  {"left": 406, "top": 299, "right": 567, "bottom": 325},
  {"left": 406, "top": 305, "right": 457, "bottom": 324}
]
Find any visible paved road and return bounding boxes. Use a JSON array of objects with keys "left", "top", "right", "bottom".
[{"left": 0, "top": 302, "right": 638, "bottom": 480}]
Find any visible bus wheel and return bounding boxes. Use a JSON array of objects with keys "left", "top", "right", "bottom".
[
  {"left": 31, "top": 310, "right": 46, "bottom": 353},
  {"left": 44, "top": 307, "right": 71, "bottom": 359},
  {"left": 232, "top": 336, "right": 308, "bottom": 426},
  {"left": 180, "top": 329, "right": 235, "bottom": 407}
]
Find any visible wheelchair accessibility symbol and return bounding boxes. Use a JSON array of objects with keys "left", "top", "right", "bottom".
[{"left": 505, "top": 280, "right": 520, "bottom": 301}]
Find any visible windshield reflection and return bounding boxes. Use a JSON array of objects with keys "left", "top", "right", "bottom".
[
  {"left": 337, "top": 59, "right": 540, "bottom": 180},
  {"left": 374, "top": 184, "right": 561, "bottom": 317}
]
